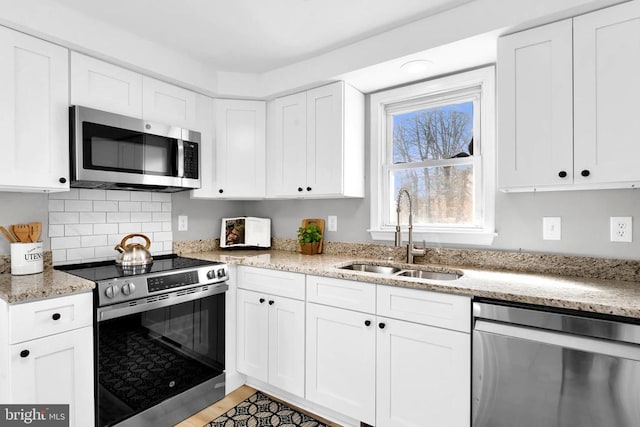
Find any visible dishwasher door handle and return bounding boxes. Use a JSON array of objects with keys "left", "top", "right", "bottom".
[{"left": 475, "top": 320, "right": 640, "bottom": 361}]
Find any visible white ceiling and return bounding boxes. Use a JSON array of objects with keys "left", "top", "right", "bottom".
[{"left": 51, "top": 0, "right": 472, "bottom": 73}]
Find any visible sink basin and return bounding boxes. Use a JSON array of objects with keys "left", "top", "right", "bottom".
[
  {"left": 396, "top": 269, "right": 461, "bottom": 281},
  {"left": 338, "top": 263, "right": 462, "bottom": 281},
  {"left": 341, "top": 263, "right": 402, "bottom": 275}
]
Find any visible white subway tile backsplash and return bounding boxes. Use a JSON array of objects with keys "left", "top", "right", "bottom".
[
  {"left": 51, "top": 236, "right": 81, "bottom": 249},
  {"left": 119, "top": 223, "right": 141, "bottom": 234},
  {"left": 94, "top": 223, "right": 119, "bottom": 235},
  {"left": 79, "top": 189, "right": 106, "bottom": 200},
  {"left": 130, "top": 192, "right": 152, "bottom": 202},
  {"left": 65, "top": 224, "right": 93, "bottom": 236},
  {"left": 151, "top": 193, "right": 171, "bottom": 202},
  {"left": 50, "top": 212, "right": 80, "bottom": 225},
  {"left": 141, "top": 202, "right": 162, "bottom": 212},
  {"left": 141, "top": 222, "right": 162, "bottom": 232},
  {"left": 131, "top": 212, "right": 152, "bottom": 223},
  {"left": 94, "top": 201, "right": 119, "bottom": 212},
  {"left": 80, "top": 212, "right": 106, "bottom": 224},
  {"left": 152, "top": 212, "right": 171, "bottom": 222},
  {"left": 106, "top": 190, "right": 131, "bottom": 201},
  {"left": 107, "top": 212, "right": 131, "bottom": 223},
  {"left": 49, "top": 190, "right": 172, "bottom": 264},
  {"left": 81, "top": 235, "right": 108, "bottom": 247},
  {"left": 65, "top": 200, "right": 94, "bottom": 212},
  {"left": 48, "top": 200, "right": 64, "bottom": 212},
  {"left": 48, "top": 224, "right": 65, "bottom": 237},
  {"left": 119, "top": 201, "right": 142, "bottom": 212}
]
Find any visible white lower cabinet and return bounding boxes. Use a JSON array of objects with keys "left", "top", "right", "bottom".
[
  {"left": 236, "top": 288, "right": 305, "bottom": 397},
  {"left": 306, "top": 303, "right": 376, "bottom": 425}
]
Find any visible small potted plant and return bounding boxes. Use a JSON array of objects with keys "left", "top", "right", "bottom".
[{"left": 298, "top": 224, "right": 323, "bottom": 255}]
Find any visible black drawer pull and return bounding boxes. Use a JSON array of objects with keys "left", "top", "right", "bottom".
[
  {"left": 364, "top": 320, "right": 371, "bottom": 327},
  {"left": 558, "top": 171, "right": 567, "bottom": 178},
  {"left": 581, "top": 169, "right": 590, "bottom": 177},
  {"left": 20, "top": 350, "right": 30, "bottom": 358},
  {"left": 268, "top": 300, "right": 274, "bottom": 305},
  {"left": 378, "top": 322, "right": 386, "bottom": 329},
  {"left": 59, "top": 177, "right": 67, "bottom": 184},
  {"left": 259, "top": 298, "right": 265, "bottom": 303},
  {"left": 306, "top": 186, "right": 312, "bottom": 191},
  {"left": 219, "top": 189, "right": 224, "bottom": 194},
  {"left": 297, "top": 187, "right": 303, "bottom": 192},
  {"left": 52, "top": 313, "right": 61, "bottom": 321}
]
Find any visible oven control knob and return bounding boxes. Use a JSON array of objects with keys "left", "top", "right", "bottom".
[
  {"left": 217, "top": 268, "right": 226, "bottom": 279},
  {"left": 121, "top": 283, "right": 135, "bottom": 295},
  {"left": 104, "top": 285, "right": 119, "bottom": 299},
  {"left": 206, "top": 270, "right": 216, "bottom": 280}
]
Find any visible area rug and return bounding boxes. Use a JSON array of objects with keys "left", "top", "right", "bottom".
[{"left": 206, "top": 391, "right": 330, "bottom": 427}]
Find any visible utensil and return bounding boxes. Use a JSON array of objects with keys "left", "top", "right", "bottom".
[
  {"left": 12, "top": 224, "right": 31, "bottom": 243},
  {"left": 114, "top": 233, "right": 153, "bottom": 266},
  {"left": 28, "top": 222, "right": 42, "bottom": 243},
  {"left": 0, "top": 226, "right": 15, "bottom": 243}
]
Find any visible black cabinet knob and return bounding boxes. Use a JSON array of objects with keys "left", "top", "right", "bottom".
[
  {"left": 306, "top": 186, "right": 312, "bottom": 191},
  {"left": 581, "top": 169, "right": 590, "bottom": 177},
  {"left": 259, "top": 298, "right": 265, "bottom": 303},
  {"left": 364, "top": 320, "right": 371, "bottom": 327},
  {"left": 268, "top": 300, "right": 274, "bottom": 305},
  {"left": 59, "top": 177, "right": 67, "bottom": 184},
  {"left": 558, "top": 171, "right": 567, "bottom": 178},
  {"left": 20, "top": 350, "right": 29, "bottom": 358},
  {"left": 218, "top": 189, "right": 224, "bottom": 194},
  {"left": 52, "top": 313, "right": 61, "bottom": 321},
  {"left": 297, "top": 187, "right": 303, "bottom": 192},
  {"left": 378, "top": 322, "right": 386, "bottom": 329}
]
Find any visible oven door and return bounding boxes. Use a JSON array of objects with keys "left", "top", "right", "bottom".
[{"left": 95, "top": 284, "right": 227, "bottom": 427}]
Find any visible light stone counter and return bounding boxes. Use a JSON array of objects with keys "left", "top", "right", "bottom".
[
  {"left": 0, "top": 269, "right": 95, "bottom": 304},
  {"left": 184, "top": 249, "right": 640, "bottom": 319}
]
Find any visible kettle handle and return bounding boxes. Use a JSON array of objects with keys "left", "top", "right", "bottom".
[{"left": 119, "top": 233, "right": 151, "bottom": 250}]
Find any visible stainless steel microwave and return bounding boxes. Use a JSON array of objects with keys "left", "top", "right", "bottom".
[{"left": 69, "top": 106, "right": 200, "bottom": 192}]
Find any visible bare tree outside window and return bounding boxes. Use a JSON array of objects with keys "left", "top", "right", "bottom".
[{"left": 390, "top": 101, "right": 475, "bottom": 226}]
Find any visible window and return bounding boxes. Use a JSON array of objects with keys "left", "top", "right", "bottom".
[{"left": 369, "top": 66, "right": 496, "bottom": 245}]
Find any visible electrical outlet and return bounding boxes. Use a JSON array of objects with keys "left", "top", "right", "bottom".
[
  {"left": 327, "top": 215, "right": 338, "bottom": 232},
  {"left": 543, "top": 217, "right": 561, "bottom": 240},
  {"left": 610, "top": 217, "right": 632, "bottom": 242},
  {"left": 178, "top": 215, "right": 188, "bottom": 231}
]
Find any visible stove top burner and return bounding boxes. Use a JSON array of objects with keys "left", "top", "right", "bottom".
[{"left": 56, "top": 254, "right": 220, "bottom": 282}]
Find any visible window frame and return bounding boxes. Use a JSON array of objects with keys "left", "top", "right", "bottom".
[{"left": 369, "top": 66, "right": 496, "bottom": 245}]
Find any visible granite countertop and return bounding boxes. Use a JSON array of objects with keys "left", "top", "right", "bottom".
[
  {"left": 0, "top": 269, "right": 95, "bottom": 304},
  {"left": 184, "top": 249, "right": 640, "bottom": 318}
]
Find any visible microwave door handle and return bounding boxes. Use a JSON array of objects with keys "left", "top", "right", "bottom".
[{"left": 177, "top": 140, "right": 185, "bottom": 178}]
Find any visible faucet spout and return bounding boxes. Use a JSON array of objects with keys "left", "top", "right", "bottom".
[{"left": 394, "top": 187, "right": 426, "bottom": 264}]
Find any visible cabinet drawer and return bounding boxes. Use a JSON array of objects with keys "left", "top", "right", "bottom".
[
  {"left": 377, "top": 285, "right": 470, "bottom": 333},
  {"left": 237, "top": 266, "right": 305, "bottom": 300},
  {"left": 9, "top": 292, "right": 93, "bottom": 344},
  {"left": 306, "top": 275, "right": 375, "bottom": 313}
]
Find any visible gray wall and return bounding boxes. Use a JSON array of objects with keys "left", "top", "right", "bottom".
[
  {"left": 171, "top": 191, "right": 245, "bottom": 242},
  {"left": 0, "top": 192, "right": 49, "bottom": 255}
]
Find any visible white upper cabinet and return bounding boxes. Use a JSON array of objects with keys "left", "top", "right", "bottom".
[
  {"left": 498, "top": 0, "right": 640, "bottom": 191},
  {"left": 0, "top": 26, "right": 69, "bottom": 192},
  {"left": 574, "top": 1, "right": 640, "bottom": 186},
  {"left": 193, "top": 99, "right": 266, "bottom": 199},
  {"left": 267, "top": 81, "right": 365, "bottom": 199},
  {"left": 70, "top": 52, "right": 143, "bottom": 118},
  {"left": 142, "top": 76, "right": 198, "bottom": 129},
  {"left": 497, "top": 20, "right": 573, "bottom": 190}
]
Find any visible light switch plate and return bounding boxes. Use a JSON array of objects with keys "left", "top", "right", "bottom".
[
  {"left": 178, "top": 215, "right": 188, "bottom": 231},
  {"left": 543, "top": 217, "right": 561, "bottom": 240},
  {"left": 327, "top": 215, "right": 337, "bottom": 232}
]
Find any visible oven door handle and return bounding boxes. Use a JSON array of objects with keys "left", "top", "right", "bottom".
[{"left": 97, "top": 282, "right": 228, "bottom": 322}]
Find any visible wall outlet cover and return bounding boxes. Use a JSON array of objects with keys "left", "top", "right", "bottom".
[{"left": 610, "top": 217, "right": 632, "bottom": 242}]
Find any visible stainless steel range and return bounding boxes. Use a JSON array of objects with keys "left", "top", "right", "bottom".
[{"left": 57, "top": 254, "right": 228, "bottom": 427}]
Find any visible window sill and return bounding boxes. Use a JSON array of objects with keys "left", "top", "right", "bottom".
[{"left": 369, "top": 228, "right": 497, "bottom": 246}]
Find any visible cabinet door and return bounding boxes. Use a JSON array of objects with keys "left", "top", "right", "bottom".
[
  {"left": 9, "top": 327, "right": 94, "bottom": 427},
  {"left": 574, "top": 1, "right": 640, "bottom": 185},
  {"left": 268, "top": 296, "right": 305, "bottom": 397},
  {"left": 70, "top": 52, "right": 143, "bottom": 118},
  {"left": 213, "top": 99, "right": 266, "bottom": 198},
  {"left": 236, "top": 289, "right": 268, "bottom": 382},
  {"left": 306, "top": 82, "right": 343, "bottom": 196},
  {"left": 142, "top": 76, "right": 197, "bottom": 128},
  {"left": 0, "top": 27, "right": 69, "bottom": 192},
  {"left": 376, "top": 317, "right": 470, "bottom": 427},
  {"left": 267, "top": 92, "right": 307, "bottom": 197},
  {"left": 497, "top": 20, "right": 573, "bottom": 190},
  {"left": 306, "top": 303, "right": 375, "bottom": 425}
]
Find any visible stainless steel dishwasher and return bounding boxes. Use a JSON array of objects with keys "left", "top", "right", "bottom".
[{"left": 472, "top": 300, "right": 640, "bottom": 427}]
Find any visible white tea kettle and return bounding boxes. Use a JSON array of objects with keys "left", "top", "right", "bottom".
[{"left": 114, "top": 233, "right": 153, "bottom": 266}]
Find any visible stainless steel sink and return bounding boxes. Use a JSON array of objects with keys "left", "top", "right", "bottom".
[
  {"left": 396, "top": 269, "right": 461, "bottom": 280},
  {"left": 341, "top": 263, "right": 402, "bottom": 274},
  {"left": 338, "top": 263, "right": 462, "bottom": 280}
]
